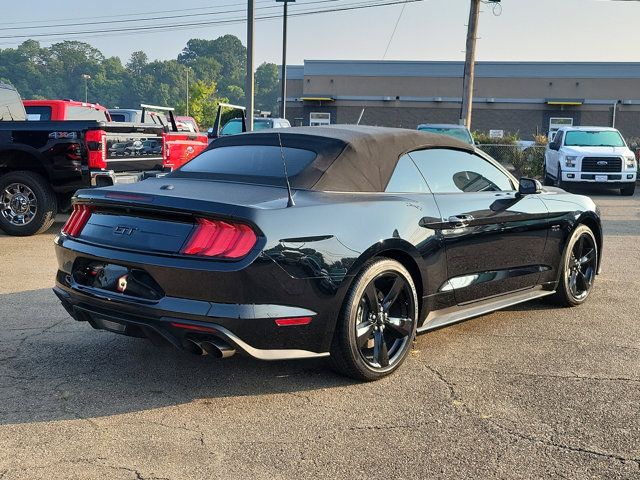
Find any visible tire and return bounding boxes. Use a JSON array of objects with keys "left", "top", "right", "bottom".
[
  {"left": 543, "top": 164, "right": 553, "bottom": 186},
  {"left": 621, "top": 183, "right": 636, "bottom": 196},
  {"left": 0, "top": 171, "right": 57, "bottom": 236},
  {"left": 555, "top": 164, "right": 568, "bottom": 191},
  {"left": 330, "top": 258, "right": 418, "bottom": 381},
  {"left": 548, "top": 225, "right": 598, "bottom": 307}
]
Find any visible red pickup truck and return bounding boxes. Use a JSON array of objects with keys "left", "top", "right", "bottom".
[
  {"left": 25, "top": 100, "right": 208, "bottom": 170},
  {"left": 108, "top": 105, "right": 208, "bottom": 169},
  {"left": 24, "top": 99, "right": 112, "bottom": 122}
]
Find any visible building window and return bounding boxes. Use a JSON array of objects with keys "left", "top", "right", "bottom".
[{"left": 310, "top": 112, "right": 331, "bottom": 126}]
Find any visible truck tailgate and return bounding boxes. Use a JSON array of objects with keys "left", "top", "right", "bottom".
[
  {"left": 163, "top": 132, "right": 208, "bottom": 170},
  {"left": 104, "top": 123, "right": 164, "bottom": 173}
]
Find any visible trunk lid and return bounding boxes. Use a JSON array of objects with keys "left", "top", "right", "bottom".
[{"left": 73, "top": 178, "right": 289, "bottom": 253}]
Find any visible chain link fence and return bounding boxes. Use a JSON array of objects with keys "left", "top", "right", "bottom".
[{"left": 477, "top": 144, "right": 546, "bottom": 179}]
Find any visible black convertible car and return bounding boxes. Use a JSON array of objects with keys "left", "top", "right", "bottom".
[{"left": 53, "top": 126, "right": 602, "bottom": 380}]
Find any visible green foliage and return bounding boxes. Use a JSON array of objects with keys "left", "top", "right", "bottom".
[
  {"left": 255, "top": 62, "right": 280, "bottom": 115},
  {"left": 0, "top": 36, "right": 280, "bottom": 129}
]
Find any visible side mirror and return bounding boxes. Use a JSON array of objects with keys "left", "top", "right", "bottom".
[
  {"left": 207, "top": 128, "right": 216, "bottom": 139},
  {"left": 518, "top": 177, "right": 542, "bottom": 195},
  {"left": 549, "top": 143, "right": 559, "bottom": 151}
]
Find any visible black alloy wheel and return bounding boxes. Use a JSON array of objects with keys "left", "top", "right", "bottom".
[
  {"left": 331, "top": 258, "right": 418, "bottom": 381},
  {"left": 550, "top": 225, "right": 597, "bottom": 307}
]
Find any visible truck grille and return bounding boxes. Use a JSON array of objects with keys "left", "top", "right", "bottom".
[{"left": 581, "top": 157, "right": 622, "bottom": 173}]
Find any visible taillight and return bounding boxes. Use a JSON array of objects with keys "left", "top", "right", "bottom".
[
  {"left": 162, "top": 132, "right": 172, "bottom": 169},
  {"left": 61, "top": 204, "right": 92, "bottom": 237},
  {"left": 181, "top": 218, "right": 257, "bottom": 259},
  {"left": 85, "top": 129, "right": 107, "bottom": 169}
]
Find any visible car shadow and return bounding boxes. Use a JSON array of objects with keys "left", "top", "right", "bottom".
[{"left": 0, "top": 288, "right": 355, "bottom": 426}]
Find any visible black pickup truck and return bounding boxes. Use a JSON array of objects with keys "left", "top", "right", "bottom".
[{"left": 0, "top": 83, "right": 166, "bottom": 236}]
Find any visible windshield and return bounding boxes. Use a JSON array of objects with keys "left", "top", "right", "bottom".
[
  {"left": 174, "top": 145, "right": 317, "bottom": 186},
  {"left": 418, "top": 126, "right": 473, "bottom": 144},
  {"left": 564, "top": 130, "right": 625, "bottom": 147}
]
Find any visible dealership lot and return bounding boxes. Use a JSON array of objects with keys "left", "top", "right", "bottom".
[{"left": 0, "top": 190, "right": 638, "bottom": 479}]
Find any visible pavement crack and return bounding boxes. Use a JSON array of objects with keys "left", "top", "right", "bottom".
[{"left": 427, "top": 364, "right": 640, "bottom": 469}]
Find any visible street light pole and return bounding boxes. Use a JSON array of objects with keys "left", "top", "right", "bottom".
[
  {"left": 460, "top": 0, "right": 480, "bottom": 128},
  {"left": 81, "top": 74, "right": 91, "bottom": 103},
  {"left": 277, "top": 0, "right": 295, "bottom": 119},
  {"left": 246, "top": 0, "right": 255, "bottom": 131},
  {"left": 186, "top": 68, "right": 190, "bottom": 116}
]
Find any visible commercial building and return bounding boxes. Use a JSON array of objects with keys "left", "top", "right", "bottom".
[{"left": 284, "top": 60, "right": 640, "bottom": 141}]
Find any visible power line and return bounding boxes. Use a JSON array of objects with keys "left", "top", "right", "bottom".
[
  {"left": 0, "top": 0, "right": 340, "bottom": 32},
  {"left": 0, "top": 0, "right": 422, "bottom": 42},
  {"left": 1, "top": 0, "right": 272, "bottom": 27},
  {"left": 382, "top": 0, "right": 409, "bottom": 59}
]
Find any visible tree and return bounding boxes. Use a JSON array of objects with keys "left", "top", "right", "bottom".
[{"left": 255, "top": 62, "right": 279, "bottom": 114}]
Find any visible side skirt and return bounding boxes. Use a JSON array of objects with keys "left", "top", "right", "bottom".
[{"left": 417, "top": 287, "right": 555, "bottom": 333}]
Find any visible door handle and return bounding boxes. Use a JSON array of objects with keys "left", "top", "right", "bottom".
[{"left": 448, "top": 214, "right": 474, "bottom": 227}]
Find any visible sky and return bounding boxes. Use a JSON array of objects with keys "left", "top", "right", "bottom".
[{"left": 1, "top": 0, "right": 639, "bottom": 65}]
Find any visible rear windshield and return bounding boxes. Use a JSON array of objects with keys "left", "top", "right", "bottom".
[
  {"left": 564, "top": 130, "right": 625, "bottom": 147},
  {"left": 25, "top": 106, "right": 52, "bottom": 121},
  {"left": 418, "top": 126, "right": 473, "bottom": 144},
  {"left": 174, "top": 145, "right": 317, "bottom": 186},
  {"left": 110, "top": 113, "right": 127, "bottom": 122}
]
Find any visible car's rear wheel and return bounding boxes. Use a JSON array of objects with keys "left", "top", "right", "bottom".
[
  {"left": 0, "top": 171, "right": 57, "bottom": 236},
  {"left": 330, "top": 258, "right": 418, "bottom": 381},
  {"left": 621, "top": 183, "right": 636, "bottom": 196},
  {"left": 549, "top": 225, "right": 597, "bottom": 307}
]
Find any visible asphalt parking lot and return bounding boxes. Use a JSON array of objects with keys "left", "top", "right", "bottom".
[{"left": 0, "top": 189, "right": 638, "bottom": 480}]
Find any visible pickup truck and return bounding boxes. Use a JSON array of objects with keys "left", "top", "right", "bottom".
[
  {"left": 109, "top": 105, "right": 208, "bottom": 169},
  {"left": 543, "top": 126, "right": 637, "bottom": 196},
  {"left": 0, "top": 83, "right": 166, "bottom": 236},
  {"left": 24, "top": 99, "right": 112, "bottom": 122}
]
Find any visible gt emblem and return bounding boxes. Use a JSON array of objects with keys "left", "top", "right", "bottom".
[
  {"left": 114, "top": 225, "right": 136, "bottom": 236},
  {"left": 597, "top": 160, "right": 608, "bottom": 166}
]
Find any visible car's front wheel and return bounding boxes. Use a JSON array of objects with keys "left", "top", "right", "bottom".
[
  {"left": 330, "top": 258, "right": 418, "bottom": 381},
  {"left": 543, "top": 164, "right": 553, "bottom": 186},
  {"left": 621, "top": 183, "right": 636, "bottom": 196},
  {"left": 549, "top": 225, "right": 598, "bottom": 307}
]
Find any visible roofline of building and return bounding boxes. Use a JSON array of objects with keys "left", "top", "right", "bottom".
[{"left": 285, "top": 60, "right": 640, "bottom": 79}]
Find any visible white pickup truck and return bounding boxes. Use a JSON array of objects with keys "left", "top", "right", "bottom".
[{"left": 543, "top": 126, "right": 637, "bottom": 196}]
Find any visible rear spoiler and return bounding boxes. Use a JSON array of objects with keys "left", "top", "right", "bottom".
[
  {"left": 209, "top": 103, "right": 247, "bottom": 139},
  {"left": 140, "top": 104, "right": 178, "bottom": 132}
]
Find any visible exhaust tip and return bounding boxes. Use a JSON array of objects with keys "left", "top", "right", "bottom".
[{"left": 184, "top": 338, "right": 236, "bottom": 358}]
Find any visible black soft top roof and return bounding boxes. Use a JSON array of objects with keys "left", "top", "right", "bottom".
[{"left": 210, "top": 125, "right": 475, "bottom": 192}]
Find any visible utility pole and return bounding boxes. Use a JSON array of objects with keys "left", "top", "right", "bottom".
[
  {"left": 460, "top": 0, "right": 480, "bottom": 128},
  {"left": 277, "top": 0, "right": 295, "bottom": 119},
  {"left": 246, "top": 0, "right": 255, "bottom": 131}
]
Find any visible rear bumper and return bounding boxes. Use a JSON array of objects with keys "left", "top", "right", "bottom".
[
  {"left": 53, "top": 282, "right": 329, "bottom": 361},
  {"left": 53, "top": 236, "right": 341, "bottom": 359}
]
